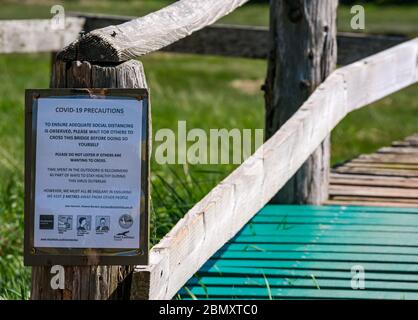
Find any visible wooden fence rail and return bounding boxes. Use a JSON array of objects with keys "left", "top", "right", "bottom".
[
  {"left": 58, "top": 0, "right": 251, "bottom": 62},
  {"left": 68, "top": 12, "right": 408, "bottom": 65},
  {"left": 0, "top": 13, "right": 407, "bottom": 66},
  {"left": 0, "top": 18, "right": 84, "bottom": 54},
  {"left": 131, "top": 37, "right": 418, "bottom": 300}
]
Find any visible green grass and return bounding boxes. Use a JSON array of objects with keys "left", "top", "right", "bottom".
[
  {"left": 0, "top": 174, "right": 28, "bottom": 300},
  {"left": 0, "top": 53, "right": 50, "bottom": 299},
  {"left": 1, "top": 0, "right": 418, "bottom": 299},
  {"left": 332, "top": 84, "right": 418, "bottom": 165}
]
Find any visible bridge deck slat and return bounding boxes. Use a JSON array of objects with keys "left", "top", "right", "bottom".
[{"left": 329, "top": 134, "right": 418, "bottom": 206}]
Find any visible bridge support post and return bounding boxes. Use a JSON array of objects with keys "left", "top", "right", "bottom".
[
  {"left": 264, "top": 0, "right": 338, "bottom": 204},
  {"left": 31, "top": 59, "right": 147, "bottom": 300}
]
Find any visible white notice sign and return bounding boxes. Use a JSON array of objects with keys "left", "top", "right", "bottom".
[{"left": 34, "top": 97, "right": 142, "bottom": 249}]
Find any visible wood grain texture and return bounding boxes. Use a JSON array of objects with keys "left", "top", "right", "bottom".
[
  {"left": 330, "top": 173, "right": 418, "bottom": 188},
  {"left": 264, "top": 0, "right": 338, "bottom": 205},
  {"left": 67, "top": 12, "right": 407, "bottom": 64},
  {"left": 32, "top": 59, "right": 147, "bottom": 300},
  {"left": 131, "top": 37, "right": 418, "bottom": 300},
  {"left": 334, "top": 167, "right": 418, "bottom": 177},
  {"left": 330, "top": 185, "right": 418, "bottom": 199},
  {"left": 0, "top": 18, "right": 84, "bottom": 53},
  {"left": 379, "top": 146, "right": 418, "bottom": 154},
  {"left": 58, "top": 0, "right": 250, "bottom": 62},
  {"left": 329, "top": 134, "right": 418, "bottom": 207},
  {"left": 353, "top": 153, "right": 418, "bottom": 164}
]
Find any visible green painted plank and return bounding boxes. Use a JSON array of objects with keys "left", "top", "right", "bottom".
[
  {"left": 208, "top": 260, "right": 418, "bottom": 272},
  {"left": 241, "top": 223, "right": 418, "bottom": 233},
  {"left": 251, "top": 215, "right": 418, "bottom": 226},
  {"left": 211, "top": 251, "right": 418, "bottom": 263},
  {"left": 230, "top": 235, "right": 418, "bottom": 246},
  {"left": 185, "top": 276, "right": 418, "bottom": 291},
  {"left": 255, "top": 211, "right": 418, "bottom": 218},
  {"left": 258, "top": 211, "right": 418, "bottom": 218},
  {"left": 236, "top": 233, "right": 418, "bottom": 242},
  {"left": 239, "top": 226, "right": 418, "bottom": 239},
  {"left": 263, "top": 205, "right": 418, "bottom": 214},
  {"left": 179, "top": 287, "right": 418, "bottom": 300},
  {"left": 255, "top": 214, "right": 416, "bottom": 224},
  {"left": 198, "top": 266, "right": 418, "bottom": 282},
  {"left": 222, "top": 243, "right": 418, "bottom": 255}
]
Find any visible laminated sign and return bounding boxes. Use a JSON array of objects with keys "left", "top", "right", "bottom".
[{"left": 24, "top": 89, "right": 149, "bottom": 265}]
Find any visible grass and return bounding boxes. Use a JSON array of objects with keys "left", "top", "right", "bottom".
[
  {"left": 1, "top": 0, "right": 418, "bottom": 299},
  {"left": 332, "top": 85, "right": 418, "bottom": 165},
  {"left": 0, "top": 174, "right": 28, "bottom": 300}
]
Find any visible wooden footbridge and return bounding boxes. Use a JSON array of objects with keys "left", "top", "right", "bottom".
[
  {"left": 328, "top": 134, "right": 418, "bottom": 208},
  {"left": 2, "top": 0, "right": 418, "bottom": 299},
  {"left": 178, "top": 135, "right": 418, "bottom": 299}
]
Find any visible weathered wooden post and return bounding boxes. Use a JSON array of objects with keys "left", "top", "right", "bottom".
[
  {"left": 31, "top": 59, "right": 148, "bottom": 300},
  {"left": 264, "top": 0, "right": 338, "bottom": 204}
]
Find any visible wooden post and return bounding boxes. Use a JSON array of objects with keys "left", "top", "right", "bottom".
[
  {"left": 31, "top": 59, "right": 147, "bottom": 300},
  {"left": 264, "top": 0, "right": 338, "bottom": 204}
]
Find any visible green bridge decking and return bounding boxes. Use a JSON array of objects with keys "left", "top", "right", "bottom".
[
  {"left": 177, "top": 134, "right": 418, "bottom": 299},
  {"left": 178, "top": 205, "right": 418, "bottom": 300}
]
